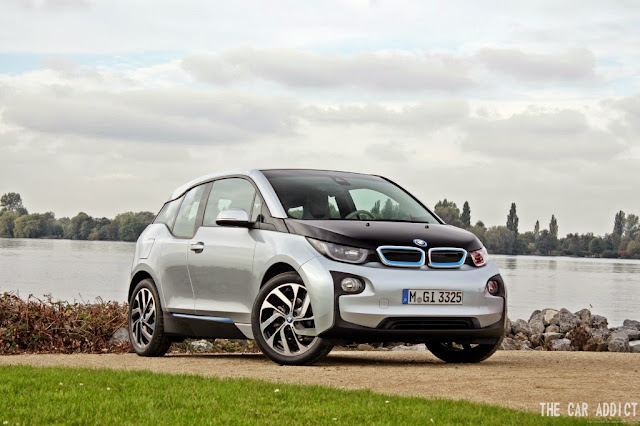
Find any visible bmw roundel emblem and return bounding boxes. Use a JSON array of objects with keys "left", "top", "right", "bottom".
[{"left": 413, "top": 238, "right": 427, "bottom": 247}]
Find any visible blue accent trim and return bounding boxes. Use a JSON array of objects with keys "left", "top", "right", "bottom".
[
  {"left": 171, "top": 313, "right": 234, "bottom": 324},
  {"left": 427, "top": 248, "right": 467, "bottom": 268},
  {"left": 376, "top": 246, "right": 425, "bottom": 268}
]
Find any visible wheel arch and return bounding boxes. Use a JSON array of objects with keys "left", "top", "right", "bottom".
[
  {"left": 128, "top": 267, "right": 159, "bottom": 303},
  {"left": 260, "top": 262, "right": 298, "bottom": 287}
]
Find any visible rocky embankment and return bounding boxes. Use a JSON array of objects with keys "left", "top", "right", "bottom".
[{"left": 502, "top": 308, "right": 640, "bottom": 353}]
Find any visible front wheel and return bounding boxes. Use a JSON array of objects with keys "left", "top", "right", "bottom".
[
  {"left": 128, "top": 278, "right": 171, "bottom": 357},
  {"left": 252, "top": 272, "right": 333, "bottom": 365},
  {"left": 426, "top": 337, "right": 503, "bottom": 363}
]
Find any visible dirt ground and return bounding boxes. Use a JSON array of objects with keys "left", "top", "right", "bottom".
[{"left": 2, "top": 351, "right": 639, "bottom": 422}]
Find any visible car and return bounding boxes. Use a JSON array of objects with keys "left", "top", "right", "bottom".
[{"left": 128, "top": 169, "right": 507, "bottom": 365}]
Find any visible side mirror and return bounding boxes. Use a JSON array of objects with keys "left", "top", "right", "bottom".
[{"left": 216, "top": 208, "right": 252, "bottom": 227}]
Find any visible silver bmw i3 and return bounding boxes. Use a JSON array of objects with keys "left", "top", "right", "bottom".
[{"left": 128, "top": 169, "right": 506, "bottom": 365}]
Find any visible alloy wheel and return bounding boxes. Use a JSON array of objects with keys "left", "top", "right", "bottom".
[
  {"left": 130, "top": 288, "right": 156, "bottom": 349},
  {"left": 258, "top": 283, "right": 317, "bottom": 356}
]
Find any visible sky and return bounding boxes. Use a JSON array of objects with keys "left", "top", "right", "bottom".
[{"left": 1, "top": 0, "right": 639, "bottom": 236}]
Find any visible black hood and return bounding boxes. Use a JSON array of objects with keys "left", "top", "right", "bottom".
[{"left": 285, "top": 220, "right": 483, "bottom": 252}]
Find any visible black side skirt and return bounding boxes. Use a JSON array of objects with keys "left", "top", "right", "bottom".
[{"left": 163, "top": 313, "right": 247, "bottom": 339}]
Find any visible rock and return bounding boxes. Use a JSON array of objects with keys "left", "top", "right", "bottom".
[
  {"left": 551, "top": 309, "right": 581, "bottom": 334},
  {"left": 500, "top": 337, "right": 522, "bottom": 350},
  {"left": 514, "top": 332, "right": 528, "bottom": 341},
  {"left": 590, "top": 315, "right": 608, "bottom": 329},
  {"left": 529, "top": 319, "right": 545, "bottom": 335},
  {"left": 109, "top": 327, "right": 130, "bottom": 345},
  {"left": 512, "top": 319, "right": 532, "bottom": 337},
  {"left": 630, "top": 341, "right": 640, "bottom": 353},
  {"left": 188, "top": 339, "right": 214, "bottom": 352},
  {"left": 528, "top": 310, "right": 543, "bottom": 323},
  {"left": 610, "top": 327, "right": 640, "bottom": 341},
  {"left": 545, "top": 325, "right": 560, "bottom": 333},
  {"left": 505, "top": 317, "right": 513, "bottom": 336},
  {"left": 574, "top": 309, "right": 591, "bottom": 324},
  {"left": 542, "top": 309, "right": 559, "bottom": 326},
  {"left": 542, "top": 332, "right": 564, "bottom": 343},
  {"left": 550, "top": 338, "right": 572, "bottom": 351},
  {"left": 623, "top": 319, "right": 640, "bottom": 330},
  {"left": 357, "top": 343, "right": 374, "bottom": 351},
  {"left": 607, "top": 332, "right": 630, "bottom": 353},
  {"left": 591, "top": 327, "right": 611, "bottom": 341},
  {"left": 583, "top": 336, "right": 608, "bottom": 352},
  {"left": 530, "top": 334, "right": 543, "bottom": 348}
]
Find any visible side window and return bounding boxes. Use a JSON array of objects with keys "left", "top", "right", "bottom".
[
  {"left": 172, "top": 185, "right": 206, "bottom": 238},
  {"left": 251, "top": 193, "right": 263, "bottom": 222},
  {"left": 154, "top": 197, "right": 183, "bottom": 230},
  {"left": 203, "top": 178, "right": 256, "bottom": 227}
]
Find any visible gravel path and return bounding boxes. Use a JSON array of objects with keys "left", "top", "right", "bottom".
[{"left": 2, "top": 351, "right": 639, "bottom": 421}]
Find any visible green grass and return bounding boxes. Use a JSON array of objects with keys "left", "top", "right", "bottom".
[{"left": 0, "top": 365, "right": 595, "bottom": 425}]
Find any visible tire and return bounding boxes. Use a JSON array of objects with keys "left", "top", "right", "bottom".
[
  {"left": 128, "top": 278, "right": 171, "bottom": 357},
  {"left": 426, "top": 336, "right": 503, "bottom": 363},
  {"left": 251, "top": 272, "right": 333, "bottom": 366}
]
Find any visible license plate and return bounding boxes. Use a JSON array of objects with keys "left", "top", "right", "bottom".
[{"left": 402, "top": 289, "right": 463, "bottom": 305}]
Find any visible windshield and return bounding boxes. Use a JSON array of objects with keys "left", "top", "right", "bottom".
[{"left": 262, "top": 170, "right": 439, "bottom": 223}]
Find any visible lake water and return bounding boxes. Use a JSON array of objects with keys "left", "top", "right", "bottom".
[{"left": 1, "top": 238, "right": 638, "bottom": 326}]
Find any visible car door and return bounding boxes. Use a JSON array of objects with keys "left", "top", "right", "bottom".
[
  {"left": 155, "top": 183, "right": 208, "bottom": 313},
  {"left": 188, "top": 178, "right": 260, "bottom": 322}
]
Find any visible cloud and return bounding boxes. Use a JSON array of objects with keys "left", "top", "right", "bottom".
[
  {"left": 605, "top": 94, "right": 640, "bottom": 141},
  {"left": 474, "top": 47, "right": 597, "bottom": 82},
  {"left": 460, "top": 107, "right": 623, "bottom": 161},
  {"left": 182, "top": 47, "right": 476, "bottom": 92},
  {"left": 303, "top": 99, "right": 469, "bottom": 130},
  {"left": 2, "top": 88, "right": 300, "bottom": 144}
]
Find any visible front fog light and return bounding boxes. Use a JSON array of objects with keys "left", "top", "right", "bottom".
[
  {"left": 486, "top": 280, "right": 499, "bottom": 295},
  {"left": 341, "top": 277, "right": 364, "bottom": 293}
]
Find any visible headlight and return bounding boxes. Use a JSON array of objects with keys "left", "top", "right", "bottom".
[
  {"left": 307, "top": 238, "right": 371, "bottom": 264},
  {"left": 469, "top": 246, "right": 489, "bottom": 267}
]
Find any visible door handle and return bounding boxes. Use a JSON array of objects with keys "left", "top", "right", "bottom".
[{"left": 190, "top": 242, "right": 205, "bottom": 252}]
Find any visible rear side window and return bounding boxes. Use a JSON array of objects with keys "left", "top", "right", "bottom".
[
  {"left": 154, "top": 197, "right": 183, "bottom": 230},
  {"left": 173, "top": 185, "right": 206, "bottom": 238},
  {"left": 203, "top": 178, "right": 256, "bottom": 227}
]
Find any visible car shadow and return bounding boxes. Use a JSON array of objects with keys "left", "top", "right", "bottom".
[{"left": 165, "top": 351, "right": 512, "bottom": 367}]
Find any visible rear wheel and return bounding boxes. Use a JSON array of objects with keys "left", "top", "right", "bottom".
[
  {"left": 252, "top": 272, "right": 333, "bottom": 365},
  {"left": 426, "top": 337, "right": 503, "bottom": 363},
  {"left": 128, "top": 278, "right": 171, "bottom": 357}
]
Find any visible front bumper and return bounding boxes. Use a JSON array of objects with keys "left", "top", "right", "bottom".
[{"left": 297, "top": 256, "right": 506, "bottom": 344}]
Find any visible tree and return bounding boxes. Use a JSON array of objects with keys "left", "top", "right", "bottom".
[
  {"left": 533, "top": 220, "right": 540, "bottom": 240},
  {"left": 1, "top": 192, "right": 27, "bottom": 215},
  {"left": 370, "top": 200, "right": 381, "bottom": 218},
  {"left": 67, "top": 212, "right": 95, "bottom": 240},
  {"left": 549, "top": 215, "right": 558, "bottom": 239},
  {"left": 627, "top": 237, "right": 640, "bottom": 259},
  {"left": 623, "top": 214, "right": 639, "bottom": 241},
  {"left": 537, "top": 230, "right": 557, "bottom": 255},
  {"left": 612, "top": 210, "right": 626, "bottom": 251},
  {"left": 381, "top": 199, "right": 395, "bottom": 220},
  {"left": 434, "top": 199, "right": 462, "bottom": 227},
  {"left": 461, "top": 201, "right": 471, "bottom": 228},
  {"left": 506, "top": 203, "right": 519, "bottom": 235},
  {"left": 467, "top": 220, "right": 487, "bottom": 242},
  {"left": 589, "top": 237, "right": 604, "bottom": 255},
  {"left": 0, "top": 211, "right": 18, "bottom": 237},
  {"left": 484, "top": 226, "right": 516, "bottom": 254}
]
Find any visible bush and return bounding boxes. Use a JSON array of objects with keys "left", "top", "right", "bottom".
[{"left": 0, "top": 293, "right": 130, "bottom": 354}]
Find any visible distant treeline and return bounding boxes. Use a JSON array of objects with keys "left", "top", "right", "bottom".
[
  {"left": 0, "top": 192, "right": 153, "bottom": 242},
  {"left": 1, "top": 191, "right": 639, "bottom": 259},
  {"left": 434, "top": 200, "right": 640, "bottom": 259}
]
